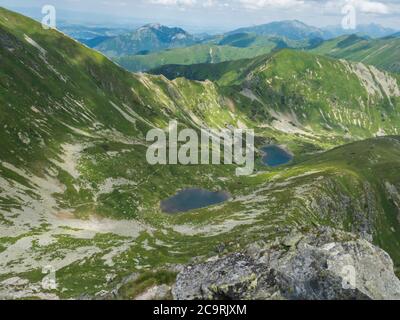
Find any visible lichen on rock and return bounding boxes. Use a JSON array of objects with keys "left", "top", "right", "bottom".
[{"left": 173, "top": 228, "right": 400, "bottom": 300}]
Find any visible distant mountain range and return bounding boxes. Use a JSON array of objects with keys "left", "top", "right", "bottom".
[
  {"left": 228, "top": 21, "right": 397, "bottom": 40},
  {"left": 388, "top": 32, "right": 400, "bottom": 38},
  {"left": 323, "top": 23, "right": 397, "bottom": 39},
  {"left": 58, "top": 24, "right": 131, "bottom": 40},
  {"left": 140, "top": 32, "right": 400, "bottom": 75},
  {"left": 92, "top": 20, "right": 328, "bottom": 57},
  {"left": 94, "top": 23, "right": 200, "bottom": 57},
  {"left": 114, "top": 34, "right": 322, "bottom": 72},
  {"left": 228, "top": 20, "right": 325, "bottom": 41},
  {"left": 82, "top": 20, "right": 399, "bottom": 72}
]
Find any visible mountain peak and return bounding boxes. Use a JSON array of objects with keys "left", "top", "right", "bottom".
[
  {"left": 139, "top": 23, "right": 187, "bottom": 34},
  {"left": 282, "top": 19, "right": 308, "bottom": 26},
  {"left": 228, "top": 20, "right": 324, "bottom": 41},
  {"left": 145, "top": 22, "right": 162, "bottom": 29},
  {"left": 94, "top": 23, "right": 194, "bottom": 57}
]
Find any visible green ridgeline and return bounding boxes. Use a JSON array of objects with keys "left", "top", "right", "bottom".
[{"left": 310, "top": 34, "right": 400, "bottom": 73}]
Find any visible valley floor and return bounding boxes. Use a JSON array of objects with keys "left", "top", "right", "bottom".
[{"left": 2, "top": 135, "right": 400, "bottom": 299}]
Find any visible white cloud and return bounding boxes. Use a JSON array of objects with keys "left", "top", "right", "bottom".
[
  {"left": 148, "top": 0, "right": 197, "bottom": 6},
  {"left": 144, "top": 0, "right": 389, "bottom": 14},
  {"left": 326, "top": 0, "right": 389, "bottom": 15},
  {"left": 145, "top": 0, "right": 308, "bottom": 9},
  {"left": 355, "top": 0, "right": 389, "bottom": 14},
  {"left": 239, "top": 0, "right": 305, "bottom": 9}
]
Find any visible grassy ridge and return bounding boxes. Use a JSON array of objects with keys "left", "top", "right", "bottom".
[
  {"left": 113, "top": 33, "right": 322, "bottom": 73},
  {"left": 311, "top": 34, "right": 400, "bottom": 73},
  {"left": 114, "top": 43, "right": 276, "bottom": 72}
]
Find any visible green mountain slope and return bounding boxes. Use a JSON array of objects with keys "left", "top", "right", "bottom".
[
  {"left": 114, "top": 43, "right": 276, "bottom": 72},
  {"left": 149, "top": 58, "right": 255, "bottom": 84},
  {"left": 0, "top": 7, "right": 252, "bottom": 298},
  {"left": 152, "top": 48, "right": 400, "bottom": 140},
  {"left": 216, "top": 32, "right": 321, "bottom": 49},
  {"left": 114, "top": 32, "right": 323, "bottom": 73},
  {"left": 2, "top": 7, "right": 400, "bottom": 299},
  {"left": 311, "top": 34, "right": 400, "bottom": 73}
]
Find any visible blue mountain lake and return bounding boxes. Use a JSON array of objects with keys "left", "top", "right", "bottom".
[
  {"left": 161, "top": 188, "right": 230, "bottom": 214},
  {"left": 262, "top": 145, "right": 293, "bottom": 167}
]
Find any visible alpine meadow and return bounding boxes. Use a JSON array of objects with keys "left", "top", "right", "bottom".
[{"left": 2, "top": 1, "right": 400, "bottom": 301}]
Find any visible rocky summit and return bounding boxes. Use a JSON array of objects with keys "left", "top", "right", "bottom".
[{"left": 173, "top": 228, "right": 400, "bottom": 300}]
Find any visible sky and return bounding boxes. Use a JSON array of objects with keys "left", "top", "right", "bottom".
[{"left": 1, "top": 0, "right": 400, "bottom": 32}]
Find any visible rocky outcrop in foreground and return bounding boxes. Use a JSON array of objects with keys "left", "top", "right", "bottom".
[{"left": 173, "top": 228, "right": 400, "bottom": 300}]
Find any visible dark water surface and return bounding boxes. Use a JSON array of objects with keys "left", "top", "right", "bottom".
[
  {"left": 262, "top": 145, "right": 293, "bottom": 167},
  {"left": 161, "top": 188, "right": 230, "bottom": 214}
]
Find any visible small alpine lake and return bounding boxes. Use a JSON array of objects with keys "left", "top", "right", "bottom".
[
  {"left": 161, "top": 188, "right": 231, "bottom": 214},
  {"left": 262, "top": 145, "right": 293, "bottom": 167}
]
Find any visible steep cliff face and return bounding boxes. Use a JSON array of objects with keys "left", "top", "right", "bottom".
[{"left": 173, "top": 228, "right": 400, "bottom": 300}]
